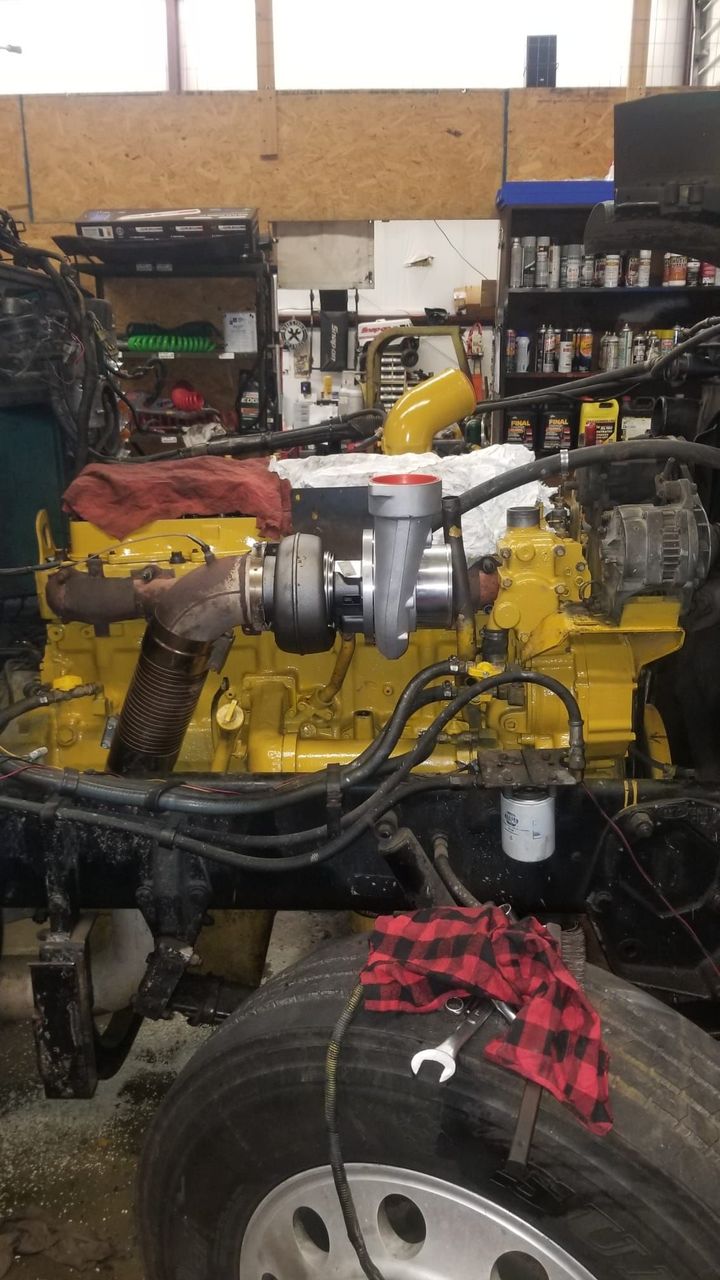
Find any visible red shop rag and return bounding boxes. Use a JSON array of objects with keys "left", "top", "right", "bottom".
[
  {"left": 62, "top": 457, "right": 293, "bottom": 542},
  {"left": 361, "top": 906, "right": 613, "bottom": 1136}
]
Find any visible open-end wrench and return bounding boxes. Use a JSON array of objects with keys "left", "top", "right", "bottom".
[{"left": 411, "top": 999, "right": 492, "bottom": 1082}]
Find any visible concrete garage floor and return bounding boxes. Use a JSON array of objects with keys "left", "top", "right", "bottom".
[{"left": 0, "top": 912, "right": 349, "bottom": 1280}]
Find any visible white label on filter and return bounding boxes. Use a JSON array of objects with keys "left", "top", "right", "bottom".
[{"left": 501, "top": 792, "right": 555, "bottom": 862}]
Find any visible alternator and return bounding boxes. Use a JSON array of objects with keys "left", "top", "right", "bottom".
[{"left": 597, "top": 476, "right": 714, "bottom": 620}]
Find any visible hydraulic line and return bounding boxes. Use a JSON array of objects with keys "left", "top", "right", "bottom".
[
  {"left": 1, "top": 659, "right": 463, "bottom": 815},
  {"left": 442, "top": 495, "right": 476, "bottom": 661},
  {"left": 0, "top": 683, "right": 101, "bottom": 737},
  {"left": 315, "top": 634, "right": 356, "bottom": 706},
  {"left": 447, "top": 437, "right": 720, "bottom": 525},
  {"left": 0, "top": 671, "right": 584, "bottom": 871},
  {"left": 115, "top": 408, "right": 385, "bottom": 463},
  {"left": 475, "top": 319, "right": 720, "bottom": 416},
  {"left": 431, "top": 832, "right": 481, "bottom": 906}
]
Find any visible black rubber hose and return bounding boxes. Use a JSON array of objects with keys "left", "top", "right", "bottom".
[
  {"left": 475, "top": 319, "right": 720, "bottom": 416},
  {"left": 325, "top": 984, "right": 388, "bottom": 1280},
  {"left": 73, "top": 312, "right": 100, "bottom": 473},
  {"left": 446, "top": 438, "right": 720, "bottom": 525},
  {"left": 432, "top": 832, "right": 482, "bottom": 906},
  {"left": 113, "top": 408, "right": 385, "bottom": 463},
  {"left": 186, "top": 771, "right": 475, "bottom": 851},
  {"left": 0, "top": 683, "right": 100, "bottom": 737},
  {"left": 0, "top": 671, "right": 584, "bottom": 872},
  {"left": 0, "top": 659, "right": 462, "bottom": 815},
  {"left": 0, "top": 667, "right": 581, "bottom": 824},
  {"left": 442, "top": 494, "right": 476, "bottom": 658},
  {"left": 343, "top": 660, "right": 460, "bottom": 785}
]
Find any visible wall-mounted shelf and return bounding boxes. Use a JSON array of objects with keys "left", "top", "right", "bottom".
[
  {"left": 54, "top": 234, "right": 280, "bottom": 431},
  {"left": 504, "top": 371, "right": 588, "bottom": 381},
  {"left": 508, "top": 286, "right": 720, "bottom": 296},
  {"left": 118, "top": 345, "right": 252, "bottom": 361}
]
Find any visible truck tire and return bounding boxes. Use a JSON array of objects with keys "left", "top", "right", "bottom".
[{"left": 139, "top": 934, "right": 720, "bottom": 1280}]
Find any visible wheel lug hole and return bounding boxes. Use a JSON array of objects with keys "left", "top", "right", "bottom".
[
  {"left": 377, "top": 1193, "right": 426, "bottom": 1259},
  {"left": 292, "top": 1206, "right": 330, "bottom": 1259}
]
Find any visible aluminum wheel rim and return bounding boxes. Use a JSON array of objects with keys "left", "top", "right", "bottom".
[{"left": 240, "top": 1162, "right": 597, "bottom": 1279}]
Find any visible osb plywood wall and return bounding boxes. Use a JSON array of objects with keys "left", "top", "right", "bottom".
[
  {"left": 0, "top": 98, "right": 26, "bottom": 214},
  {"left": 506, "top": 89, "right": 620, "bottom": 181},
  {"left": 2, "top": 86, "right": 687, "bottom": 237},
  {"left": 22, "top": 90, "right": 506, "bottom": 224}
]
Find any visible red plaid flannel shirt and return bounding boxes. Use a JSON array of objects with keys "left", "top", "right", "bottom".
[{"left": 360, "top": 906, "right": 612, "bottom": 1136}]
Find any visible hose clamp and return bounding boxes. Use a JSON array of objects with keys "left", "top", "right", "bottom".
[{"left": 59, "top": 768, "right": 80, "bottom": 798}]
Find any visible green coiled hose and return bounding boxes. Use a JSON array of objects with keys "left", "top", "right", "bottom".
[{"left": 126, "top": 334, "right": 216, "bottom": 353}]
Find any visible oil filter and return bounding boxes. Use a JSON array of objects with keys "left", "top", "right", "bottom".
[{"left": 500, "top": 789, "right": 555, "bottom": 863}]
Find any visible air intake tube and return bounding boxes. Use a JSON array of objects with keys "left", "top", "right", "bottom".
[{"left": 108, "top": 553, "right": 260, "bottom": 775}]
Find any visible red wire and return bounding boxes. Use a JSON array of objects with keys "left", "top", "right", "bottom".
[
  {"left": 0, "top": 762, "right": 33, "bottom": 780},
  {"left": 583, "top": 783, "right": 720, "bottom": 983}
]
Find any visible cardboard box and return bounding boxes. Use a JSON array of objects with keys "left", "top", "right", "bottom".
[{"left": 453, "top": 281, "right": 497, "bottom": 314}]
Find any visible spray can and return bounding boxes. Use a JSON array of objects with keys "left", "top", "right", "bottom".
[
  {"left": 548, "top": 243, "right": 561, "bottom": 289},
  {"left": 521, "top": 236, "right": 536, "bottom": 287},
  {"left": 557, "top": 329, "right": 575, "bottom": 374},
  {"left": 516, "top": 333, "right": 531, "bottom": 373},
  {"left": 510, "top": 237, "right": 523, "bottom": 289},
  {"left": 632, "top": 332, "right": 647, "bottom": 364},
  {"left": 701, "top": 262, "right": 717, "bottom": 286},
  {"left": 566, "top": 245, "right": 582, "bottom": 289},
  {"left": 535, "top": 324, "right": 547, "bottom": 372},
  {"left": 293, "top": 380, "right": 313, "bottom": 429},
  {"left": 599, "top": 332, "right": 610, "bottom": 371},
  {"left": 647, "top": 333, "right": 661, "bottom": 361},
  {"left": 535, "top": 236, "right": 550, "bottom": 287},
  {"left": 658, "top": 331, "right": 674, "bottom": 356},
  {"left": 673, "top": 324, "right": 684, "bottom": 347},
  {"left": 625, "top": 254, "right": 640, "bottom": 287},
  {"left": 559, "top": 247, "right": 569, "bottom": 289},
  {"left": 687, "top": 258, "right": 701, "bottom": 287},
  {"left": 638, "top": 250, "right": 652, "bottom": 287},
  {"left": 605, "top": 333, "right": 620, "bottom": 371},
  {"left": 604, "top": 254, "right": 621, "bottom": 288},
  {"left": 664, "top": 253, "right": 687, "bottom": 287},
  {"left": 505, "top": 329, "right": 517, "bottom": 374},
  {"left": 575, "top": 327, "right": 594, "bottom": 372},
  {"left": 581, "top": 252, "right": 595, "bottom": 288},
  {"left": 618, "top": 323, "right": 632, "bottom": 367},
  {"left": 594, "top": 255, "right": 606, "bottom": 287},
  {"left": 542, "top": 326, "right": 558, "bottom": 373}
]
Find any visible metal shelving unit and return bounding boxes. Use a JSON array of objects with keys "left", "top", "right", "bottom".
[
  {"left": 54, "top": 235, "right": 281, "bottom": 430},
  {"left": 494, "top": 180, "right": 720, "bottom": 441}
]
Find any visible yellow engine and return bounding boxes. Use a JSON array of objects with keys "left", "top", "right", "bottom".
[{"left": 14, "top": 498, "right": 684, "bottom": 781}]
